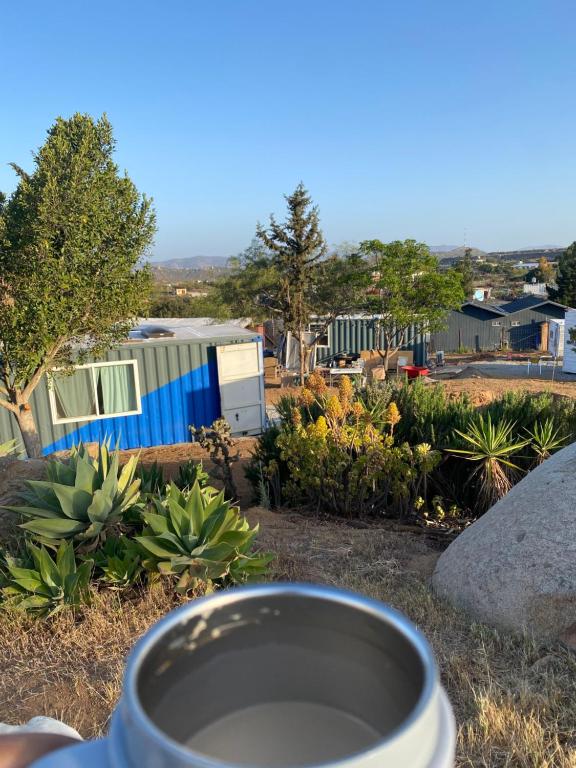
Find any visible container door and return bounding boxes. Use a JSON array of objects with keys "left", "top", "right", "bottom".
[{"left": 216, "top": 342, "right": 265, "bottom": 435}]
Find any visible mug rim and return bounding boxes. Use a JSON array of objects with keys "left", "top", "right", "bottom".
[{"left": 122, "top": 583, "right": 439, "bottom": 768}]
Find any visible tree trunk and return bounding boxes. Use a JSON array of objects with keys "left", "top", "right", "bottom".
[
  {"left": 299, "top": 335, "right": 307, "bottom": 384},
  {"left": 383, "top": 349, "right": 391, "bottom": 373},
  {"left": 14, "top": 406, "right": 43, "bottom": 458}
]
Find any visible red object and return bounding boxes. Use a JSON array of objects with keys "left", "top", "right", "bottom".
[{"left": 401, "top": 365, "right": 430, "bottom": 380}]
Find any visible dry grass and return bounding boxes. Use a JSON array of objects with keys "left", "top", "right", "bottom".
[{"left": 0, "top": 508, "right": 575, "bottom": 766}]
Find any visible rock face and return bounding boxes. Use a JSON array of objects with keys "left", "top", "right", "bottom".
[{"left": 432, "top": 441, "right": 576, "bottom": 642}]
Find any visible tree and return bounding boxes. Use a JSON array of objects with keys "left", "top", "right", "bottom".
[
  {"left": 525, "top": 256, "right": 555, "bottom": 286},
  {"left": 218, "top": 186, "right": 367, "bottom": 380},
  {"left": 556, "top": 243, "right": 576, "bottom": 307},
  {"left": 359, "top": 239, "right": 465, "bottom": 372},
  {"left": 451, "top": 247, "right": 475, "bottom": 298},
  {"left": 0, "top": 114, "right": 155, "bottom": 457}
]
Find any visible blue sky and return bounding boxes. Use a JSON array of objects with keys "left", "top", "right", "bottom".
[{"left": 2, "top": 0, "right": 576, "bottom": 259}]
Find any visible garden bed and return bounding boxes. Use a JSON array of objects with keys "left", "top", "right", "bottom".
[{"left": 0, "top": 507, "right": 574, "bottom": 767}]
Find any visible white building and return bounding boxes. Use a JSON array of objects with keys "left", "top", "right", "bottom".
[{"left": 562, "top": 310, "right": 576, "bottom": 373}]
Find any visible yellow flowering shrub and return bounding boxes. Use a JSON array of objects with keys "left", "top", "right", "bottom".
[{"left": 263, "top": 380, "right": 444, "bottom": 518}]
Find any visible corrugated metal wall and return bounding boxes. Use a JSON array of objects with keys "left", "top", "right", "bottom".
[
  {"left": 0, "top": 334, "right": 258, "bottom": 454},
  {"left": 431, "top": 305, "right": 567, "bottom": 354},
  {"left": 327, "top": 317, "right": 427, "bottom": 365},
  {"left": 431, "top": 308, "right": 503, "bottom": 353}
]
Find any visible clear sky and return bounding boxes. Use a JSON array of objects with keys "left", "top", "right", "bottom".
[{"left": 2, "top": 0, "right": 576, "bottom": 259}]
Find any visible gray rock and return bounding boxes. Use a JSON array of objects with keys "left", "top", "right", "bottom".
[{"left": 432, "top": 441, "right": 576, "bottom": 642}]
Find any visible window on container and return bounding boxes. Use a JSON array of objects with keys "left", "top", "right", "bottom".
[
  {"left": 491, "top": 321, "right": 502, "bottom": 327},
  {"left": 511, "top": 321, "right": 520, "bottom": 327},
  {"left": 50, "top": 361, "right": 141, "bottom": 424}
]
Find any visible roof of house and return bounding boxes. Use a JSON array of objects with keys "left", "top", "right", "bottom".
[
  {"left": 127, "top": 317, "right": 256, "bottom": 342},
  {"left": 499, "top": 296, "right": 568, "bottom": 314},
  {"left": 461, "top": 300, "right": 508, "bottom": 316}
]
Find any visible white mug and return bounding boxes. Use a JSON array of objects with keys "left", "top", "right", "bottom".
[{"left": 32, "top": 584, "right": 456, "bottom": 768}]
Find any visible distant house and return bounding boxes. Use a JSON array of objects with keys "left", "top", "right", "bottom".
[
  {"left": 523, "top": 282, "right": 548, "bottom": 296},
  {"left": 172, "top": 287, "right": 188, "bottom": 296},
  {"left": 431, "top": 296, "right": 570, "bottom": 353}
]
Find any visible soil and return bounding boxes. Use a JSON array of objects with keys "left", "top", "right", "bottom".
[
  {"left": 123, "top": 438, "right": 259, "bottom": 508},
  {"left": 439, "top": 375, "right": 576, "bottom": 406},
  {"left": 265, "top": 374, "right": 576, "bottom": 408}
]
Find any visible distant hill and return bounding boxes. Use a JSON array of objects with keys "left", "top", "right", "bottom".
[
  {"left": 429, "top": 245, "right": 460, "bottom": 253},
  {"left": 519, "top": 245, "right": 563, "bottom": 251},
  {"left": 488, "top": 247, "right": 565, "bottom": 263},
  {"left": 436, "top": 246, "right": 488, "bottom": 262},
  {"left": 151, "top": 255, "right": 231, "bottom": 269},
  {"left": 150, "top": 255, "right": 233, "bottom": 284}
]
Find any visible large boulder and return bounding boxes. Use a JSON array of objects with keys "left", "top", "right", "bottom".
[{"left": 432, "top": 441, "right": 576, "bottom": 643}]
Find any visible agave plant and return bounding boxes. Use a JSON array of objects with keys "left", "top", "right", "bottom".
[
  {"left": 1, "top": 541, "right": 92, "bottom": 617},
  {"left": 5, "top": 441, "right": 141, "bottom": 549},
  {"left": 87, "top": 536, "right": 142, "bottom": 590},
  {"left": 136, "top": 482, "right": 274, "bottom": 593},
  {"left": 136, "top": 461, "right": 166, "bottom": 495},
  {"left": 525, "top": 418, "right": 569, "bottom": 465},
  {"left": 176, "top": 460, "right": 209, "bottom": 491},
  {"left": 0, "top": 439, "right": 19, "bottom": 458},
  {"left": 449, "top": 414, "right": 529, "bottom": 514}
]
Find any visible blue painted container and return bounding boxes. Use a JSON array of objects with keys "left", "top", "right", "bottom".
[{"left": 0, "top": 320, "right": 265, "bottom": 455}]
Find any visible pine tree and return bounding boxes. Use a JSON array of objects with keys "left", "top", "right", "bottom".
[
  {"left": 256, "top": 184, "right": 327, "bottom": 382},
  {"left": 557, "top": 243, "right": 576, "bottom": 307}
]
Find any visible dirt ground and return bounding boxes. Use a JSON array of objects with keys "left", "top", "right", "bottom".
[
  {"left": 121, "top": 438, "right": 259, "bottom": 508},
  {"left": 266, "top": 373, "right": 576, "bottom": 408}
]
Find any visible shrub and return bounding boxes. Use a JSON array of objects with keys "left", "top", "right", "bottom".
[
  {"left": 1, "top": 541, "right": 92, "bottom": 617},
  {"left": 136, "top": 482, "right": 273, "bottom": 593},
  {"left": 4, "top": 441, "right": 141, "bottom": 549},
  {"left": 245, "top": 426, "right": 288, "bottom": 508},
  {"left": 275, "top": 376, "right": 434, "bottom": 517}
]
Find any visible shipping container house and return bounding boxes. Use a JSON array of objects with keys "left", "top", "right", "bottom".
[
  {"left": 0, "top": 320, "right": 266, "bottom": 455},
  {"left": 279, "top": 316, "right": 427, "bottom": 368},
  {"left": 431, "top": 297, "right": 569, "bottom": 354}
]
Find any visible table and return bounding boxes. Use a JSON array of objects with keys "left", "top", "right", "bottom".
[{"left": 317, "top": 366, "right": 366, "bottom": 387}]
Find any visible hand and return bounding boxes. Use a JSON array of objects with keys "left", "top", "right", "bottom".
[{"left": 0, "top": 733, "right": 79, "bottom": 768}]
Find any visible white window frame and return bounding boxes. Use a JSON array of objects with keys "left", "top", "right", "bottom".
[
  {"left": 491, "top": 321, "right": 502, "bottom": 327},
  {"left": 510, "top": 320, "right": 521, "bottom": 327},
  {"left": 48, "top": 359, "right": 142, "bottom": 425}
]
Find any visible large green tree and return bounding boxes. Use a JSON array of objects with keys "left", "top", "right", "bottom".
[
  {"left": 555, "top": 243, "right": 576, "bottom": 306},
  {"left": 359, "top": 239, "right": 465, "bottom": 372},
  {"left": 0, "top": 114, "right": 155, "bottom": 457},
  {"left": 219, "top": 187, "right": 367, "bottom": 380}
]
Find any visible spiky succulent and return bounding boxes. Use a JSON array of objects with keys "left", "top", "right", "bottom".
[
  {"left": 4, "top": 441, "right": 141, "bottom": 548},
  {"left": 136, "top": 482, "right": 273, "bottom": 593},
  {"left": 176, "top": 459, "right": 209, "bottom": 491},
  {"left": 1, "top": 541, "right": 92, "bottom": 617},
  {"left": 136, "top": 461, "right": 166, "bottom": 495},
  {"left": 87, "top": 536, "right": 142, "bottom": 590}
]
